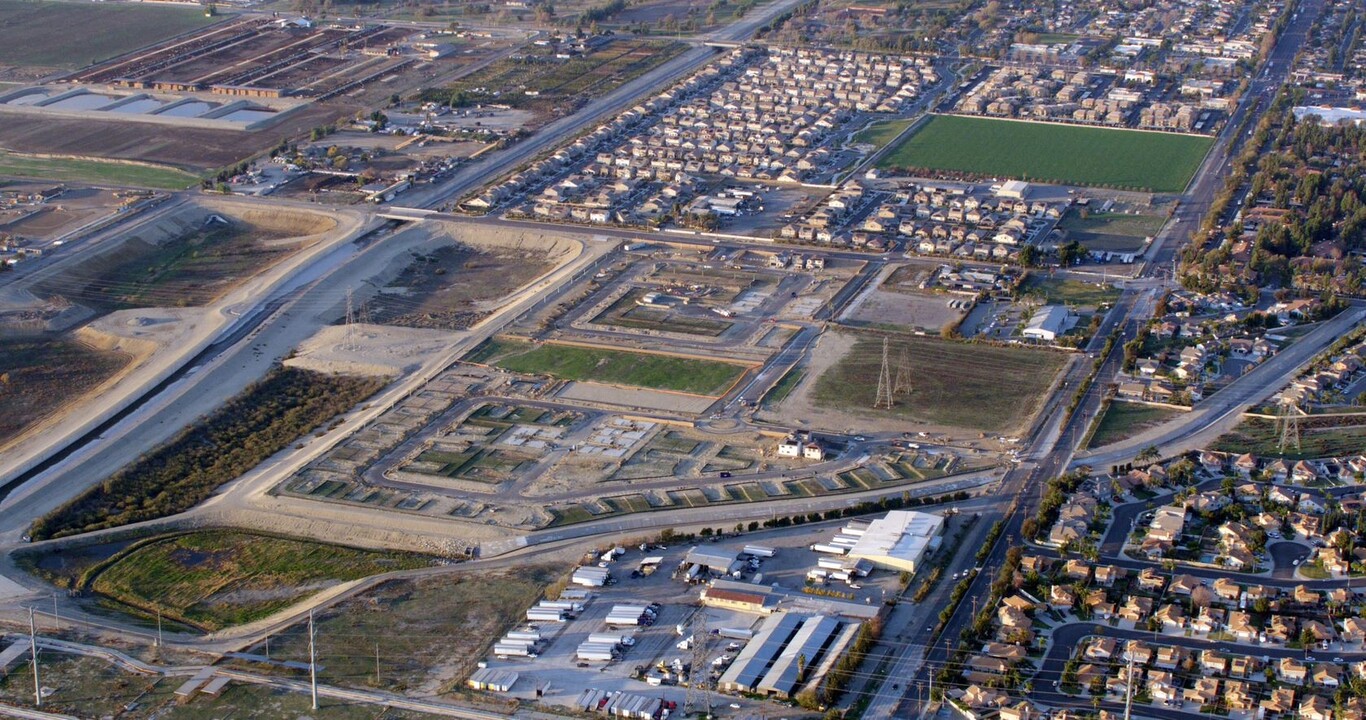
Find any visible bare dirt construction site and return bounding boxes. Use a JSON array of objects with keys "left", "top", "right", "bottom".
[
  {"left": 364, "top": 240, "right": 558, "bottom": 330},
  {"left": 0, "top": 199, "right": 344, "bottom": 451},
  {"left": 843, "top": 263, "right": 969, "bottom": 333}
]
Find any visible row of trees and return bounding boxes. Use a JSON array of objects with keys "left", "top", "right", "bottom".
[{"left": 30, "top": 368, "right": 385, "bottom": 540}]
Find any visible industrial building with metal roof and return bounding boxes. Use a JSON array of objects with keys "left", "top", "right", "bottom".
[{"left": 846, "top": 510, "right": 945, "bottom": 573}]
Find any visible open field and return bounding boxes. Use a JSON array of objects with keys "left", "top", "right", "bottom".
[
  {"left": 852, "top": 118, "right": 915, "bottom": 148},
  {"left": 237, "top": 567, "right": 559, "bottom": 695},
  {"left": 1086, "top": 401, "right": 1181, "bottom": 449},
  {"left": 0, "top": 151, "right": 198, "bottom": 190},
  {"left": 472, "top": 338, "right": 748, "bottom": 395},
  {"left": 30, "top": 368, "right": 385, "bottom": 540},
  {"left": 35, "top": 206, "right": 335, "bottom": 312},
  {"left": 1030, "top": 32, "right": 1082, "bottom": 44},
  {"left": 811, "top": 331, "right": 1067, "bottom": 433},
  {"left": 1019, "top": 274, "right": 1121, "bottom": 307},
  {"left": 421, "top": 39, "right": 685, "bottom": 123},
  {"left": 366, "top": 243, "right": 553, "bottom": 330},
  {"left": 0, "top": 337, "right": 129, "bottom": 447},
  {"left": 0, "top": 0, "right": 220, "bottom": 70},
  {"left": 1212, "top": 417, "right": 1366, "bottom": 461},
  {"left": 878, "top": 115, "right": 1213, "bottom": 192},
  {"left": 0, "top": 651, "right": 446, "bottom": 719},
  {"left": 1058, "top": 210, "right": 1166, "bottom": 251},
  {"left": 88, "top": 530, "right": 431, "bottom": 631}
]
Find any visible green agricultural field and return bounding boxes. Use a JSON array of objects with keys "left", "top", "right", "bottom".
[
  {"left": 474, "top": 338, "right": 748, "bottom": 395},
  {"left": 0, "top": 152, "right": 198, "bottom": 190},
  {"left": 1086, "top": 401, "right": 1180, "bottom": 449},
  {"left": 0, "top": 0, "right": 221, "bottom": 69},
  {"left": 88, "top": 531, "right": 430, "bottom": 631},
  {"left": 1020, "top": 274, "right": 1122, "bottom": 307},
  {"left": 812, "top": 331, "right": 1067, "bottom": 433},
  {"left": 878, "top": 115, "right": 1212, "bottom": 192}
]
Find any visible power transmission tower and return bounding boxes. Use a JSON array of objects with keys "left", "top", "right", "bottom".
[
  {"left": 894, "top": 345, "right": 912, "bottom": 396},
  {"left": 873, "top": 337, "right": 895, "bottom": 409},
  {"left": 1277, "top": 398, "right": 1303, "bottom": 454},
  {"left": 684, "top": 612, "right": 713, "bottom": 718}
]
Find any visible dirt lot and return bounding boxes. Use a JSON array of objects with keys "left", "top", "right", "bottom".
[
  {"left": 0, "top": 102, "right": 357, "bottom": 172},
  {"left": 844, "top": 265, "right": 967, "bottom": 332},
  {"left": 0, "top": 186, "right": 126, "bottom": 240},
  {"left": 365, "top": 242, "right": 555, "bottom": 330},
  {"left": 0, "top": 335, "right": 130, "bottom": 448}
]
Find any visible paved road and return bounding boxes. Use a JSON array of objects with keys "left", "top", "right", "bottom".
[{"left": 1077, "top": 304, "right": 1366, "bottom": 469}]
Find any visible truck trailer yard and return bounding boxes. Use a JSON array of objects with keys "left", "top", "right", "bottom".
[{"left": 468, "top": 517, "right": 926, "bottom": 714}]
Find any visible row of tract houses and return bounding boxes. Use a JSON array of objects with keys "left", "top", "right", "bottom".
[
  {"left": 978, "top": 550, "right": 1366, "bottom": 717},
  {"left": 956, "top": 66, "right": 1228, "bottom": 132},
  {"left": 468, "top": 46, "right": 937, "bottom": 227},
  {"left": 780, "top": 179, "right": 1065, "bottom": 257}
]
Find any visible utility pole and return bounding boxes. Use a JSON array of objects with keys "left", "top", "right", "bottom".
[
  {"left": 51, "top": 593, "right": 58, "bottom": 632},
  {"left": 155, "top": 610, "right": 163, "bottom": 648},
  {"left": 375, "top": 642, "right": 381, "bottom": 686},
  {"left": 29, "top": 607, "right": 41, "bottom": 707},
  {"left": 1123, "top": 653, "right": 1136, "bottom": 720},
  {"left": 309, "top": 610, "right": 319, "bottom": 710}
]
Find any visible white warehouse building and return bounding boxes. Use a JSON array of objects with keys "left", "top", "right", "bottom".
[
  {"left": 846, "top": 510, "right": 945, "bottom": 573},
  {"left": 1021, "top": 305, "right": 1072, "bottom": 342}
]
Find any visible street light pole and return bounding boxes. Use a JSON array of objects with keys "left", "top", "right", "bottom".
[
  {"left": 309, "top": 610, "right": 319, "bottom": 710},
  {"left": 29, "top": 607, "right": 41, "bottom": 707}
]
